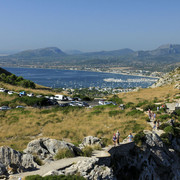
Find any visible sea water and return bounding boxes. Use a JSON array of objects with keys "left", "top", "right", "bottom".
[{"left": 3, "top": 67, "right": 157, "bottom": 89}]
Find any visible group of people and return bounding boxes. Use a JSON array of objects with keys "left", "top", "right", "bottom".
[
  {"left": 148, "top": 109, "right": 160, "bottom": 130},
  {"left": 112, "top": 131, "right": 133, "bottom": 146},
  {"left": 148, "top": 109, "right": 156, "bottom": 121}
]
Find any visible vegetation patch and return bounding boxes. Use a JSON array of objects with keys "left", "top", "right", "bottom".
[
  {"left": 158, "top": 114, "right": 171, "bottom": 122},
  {"left": 81, "top": 146, "right": 93, "bottom": 157},
  {"left": 108, "top": 95, "right": 123, "bottom": 104},
  {"left": 134, "top": 131, "right": 146, "bottom": 146},
  {"left": 54, "top": 148, "right": 75, "bottom": 160},
  {"left": 108, "top": 110, "right": 123, "bottom": 117},
  {"left": 91, "top": 110, "right": 102, "bottom": 115},
  {"left": 126, "top": 110, "right": 143, "bottom": 116},
  {"left": 25, "top": 175, "right": 85, "bottom": 180}
]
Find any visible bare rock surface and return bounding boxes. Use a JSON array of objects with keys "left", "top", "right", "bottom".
[
  {"left": 79, "top": 136, "right": 102, "bottom": 149},
  {"left": 0, "top": 146, "right": 37, "bottom": 176},
  {"left": 23, "top": 138, "right": 81, "bottom": 161}
]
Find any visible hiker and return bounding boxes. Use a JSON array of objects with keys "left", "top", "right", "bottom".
[
  {"left": 128, "top": 133, "right": 133, "bottom": 142},
  {"left": 148, "top": 109, "right": 151, "bottom": 120},
  {"left": 157, "top": 119, "right": 160, "bottom": 130},
  {"left": 153, "top": 113, "right": 156, "bottom": 120},
  {"left": 157, "top": 106, "right": 159, "bottom": 111},
  {"left": 112, "top": 133, "right": 117, "bottom": 146},
  {"left": 170, "top": 119, "right": 175, "bottom": 127},
  {"left": 153, "top": 120, "right": 157, "bottom": 130},
  {"left": 116, "top": 130, "right": 120, "bottom": 145}
]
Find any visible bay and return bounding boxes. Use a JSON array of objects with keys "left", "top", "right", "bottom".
[{"left": 3, "top": 67, "right": 157, "bottom": 89}]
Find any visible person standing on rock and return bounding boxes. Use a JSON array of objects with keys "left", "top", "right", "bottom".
[
  {"left": 116, "top": 130, "right": 120, "bottom": 145},
  {"left": 128, "top": 133, "right": 133, "bottom": 142},
  {"left": 112, "top": 133, "right": 117, "bottom": 146}
]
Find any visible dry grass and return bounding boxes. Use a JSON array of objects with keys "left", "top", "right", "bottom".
[
  {"left": 0, "top": 83, "right": 178, "bottom": 151},
  {"left": 0, "top": 105, "right": 150, "bottom": 151},
  {"left": 117, "top": 85, "right": 179, "bottom": 104}
]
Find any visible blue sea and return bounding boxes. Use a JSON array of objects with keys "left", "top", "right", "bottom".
[{"left": 3, "top": 67, "right": 157, "bottom": 89}]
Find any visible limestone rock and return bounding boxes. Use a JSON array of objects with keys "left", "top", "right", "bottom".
[
  {"left": 79, "top": 136, "right": 102, "bottom": 148},
  {"left": 0, "top": 163, "right": 6, "bottom": 175},
  {"left": 60, "top": 157, "right": 114, "bottom": 179},
  {"left": 23, "top": 138, "right": 81, "bottom": 161},
  {"left": 0, "top": 146, "right": 37, "bottom": 176}
]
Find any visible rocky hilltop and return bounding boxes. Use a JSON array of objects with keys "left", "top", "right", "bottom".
[{"left": 151, "top": 67, "right": 180, "bottom": 89}]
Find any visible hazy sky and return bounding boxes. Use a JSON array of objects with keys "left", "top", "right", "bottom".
[{"left": 0, "top": 0, "right": 180, "bottom": 52}]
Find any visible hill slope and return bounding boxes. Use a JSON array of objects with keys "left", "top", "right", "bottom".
[
  {"left": 0, "top": 67, "right": 11, "bottom": 75},
  {"left": 151, "top": 67, "right": 180, "bottom": 88}
]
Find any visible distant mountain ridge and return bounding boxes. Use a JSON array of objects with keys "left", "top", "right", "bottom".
[
  {"left": 10, "top": 47, "right": 67, "bottom": 59},
  {"left": 0, "top": 44, "right": 180, "bottom": 72}
]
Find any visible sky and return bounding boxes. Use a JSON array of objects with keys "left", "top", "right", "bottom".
[{"left": 0, "top": 0, "right": 180, "bottom": 53}]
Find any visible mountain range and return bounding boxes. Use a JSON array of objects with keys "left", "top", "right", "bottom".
[{"left": 0, "top": 44, "right": 180, "bottom": 72}]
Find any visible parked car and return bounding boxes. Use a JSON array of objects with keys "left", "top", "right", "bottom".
[
  {"left": 36, "top": 95, "right": 43, "bottom": 98},
  {"left": 0, "top": 88, "right": 5, "bottom": 92},
  {"left": 0, "top": 106, "right": 11, "bottom": 110},
  {"left": 55, "top": 94, "right": 68, "bottom": 101},
  {"left": 77, "top": 102, "right": 89, "bottom": 107},
  {"left": 8, "top": 91, "right": 14, "bottom": 95},
  {"left": 59, "top": 103, "right": 69, "bottom": 107},
  {"left": 69, "top": 101, "right": 78, "bottom": 106},
  {"left": 19, "top": 91, "right": 27, "bottom": 96},
  {"left": 27, "top": 93, "right": 34, "bottom": 97},
  {"left": 99, "top": 100, "right": 116, "bottom": 105},
  {"left": 16, "top": 106, "right": 25, "bottom": 108}
]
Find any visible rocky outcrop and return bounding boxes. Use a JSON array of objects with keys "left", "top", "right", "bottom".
[
  {"left": 79, "top": 136, "right": 102, "bottom": 149},
  {"left": 44, "top": 158, "right": 114, "bottom": 179},
  {"left": 0, "top": 146, "right": 37, "bottom": 176},
  {"left": 24, "top": 138, "right": 81, "bottom": 161},
  {"left": 111, "top": 131, "right": 180, "bottom": 180},
  {"left": 151, "top": 67, "right": 180, "bottom": 88}
]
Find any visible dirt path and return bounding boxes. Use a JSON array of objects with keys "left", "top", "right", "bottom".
[{"left": 9, "top": 157, "right": 90, "bottom": 180}]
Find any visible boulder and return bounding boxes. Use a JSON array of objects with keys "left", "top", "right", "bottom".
[
  {"left": 79, "top": 136, "right": 102, "bottom": 148},
  {"left": 59, "top": 157, "right": 114, "bottom": 179},
  {"left": 23, "top": 138, "right": 81, "bottom": 161},
  {"left": 0, "top": 146, "right": 37, "bottom": 176}
]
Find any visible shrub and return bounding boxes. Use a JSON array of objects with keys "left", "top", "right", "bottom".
[
  {"left": 25, "top": 175, "right": 86, "bottom": 180},
  {"left": 160, "top": 133, "right": 171, "bottom": 146},
  {"left": 159, "top": 114, "right": 171, "bottom": 122},
  {"left": 91, "top": 110, "right": 102, "bottom": 115},
  {"left": 81, "top": 146, "right": 93, "bottom": 157},
  {"left": 108, "top": 95, "right": 123, "bottom": 104},
  {"left": 159, "top": 123, "right": 169, "bottom": 130},
  {"left": 54, "top": 148, "right": 75, "bottom": 160},
  {"left": 136, "top": 100, "right": 149, "bottom": 107},
  {"left": 126, "top": 110, "right": 143, "bottom": 116},
  {"left": 125, "top": 102, "right": 134, "bottom": 109},
  {"left": 134, "top": 131, "right": 146, "bottom": 146},
  {"left": 164, "top": 126, "right": 174, "bottom": 135},
  {"left": 108, "top": 110, "right": 123, "bottom": 117},
  {"left": 142, "top": 103, "right": 157, "bottom": 111}
]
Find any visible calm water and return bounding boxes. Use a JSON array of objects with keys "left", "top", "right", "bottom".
[{"left": 3, "top": 67, "right": 157, "bottom": 89}]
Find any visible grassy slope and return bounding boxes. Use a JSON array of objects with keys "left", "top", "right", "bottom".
[{"left": 0, "top": 82, "right": 179, "bottom": 151}]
